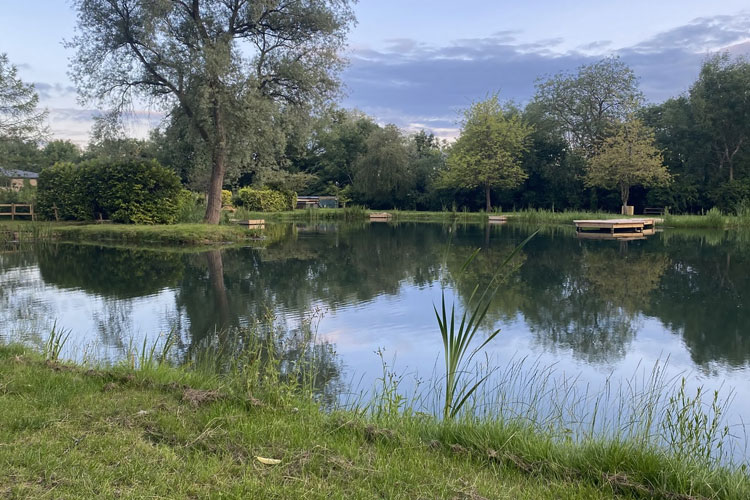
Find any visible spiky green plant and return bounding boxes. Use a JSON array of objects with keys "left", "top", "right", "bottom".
[
  {"left": 436, "top": 230, "right": 537, "bottom": 420},
  {"left": 44, "top": 322, "right": 71, "bottom": 362}
]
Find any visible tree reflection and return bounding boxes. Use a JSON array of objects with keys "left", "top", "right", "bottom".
[{"left": 11, "top": 224, "right": 750, "bottom": 370}]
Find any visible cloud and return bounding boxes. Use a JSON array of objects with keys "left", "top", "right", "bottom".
[
  {"left": 341, "top": 11, "right": 750, "bottom": 137},
  {"left": 33, "top": 82, "right": 77, "bottom": 100}
]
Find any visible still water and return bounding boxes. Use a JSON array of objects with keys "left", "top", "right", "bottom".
[{"left": 2, "top": 223, "right": 750, "bottom": 450}]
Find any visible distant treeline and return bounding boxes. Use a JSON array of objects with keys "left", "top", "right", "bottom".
[{"left": 2, "top": 54, "right": 749, "bottom": 214}]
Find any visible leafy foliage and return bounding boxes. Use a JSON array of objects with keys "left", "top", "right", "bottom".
[
  {"left": 68, "top": 0, "right": 355, "bottom": 223},
  {"left": 235, "top": 188, "right": 295, "bottom": 212},
  {"left": 37, "top": 159, "right": 182, "bottom": 224},
  {"left": 585, "top": 118, "right": 671, "bottom": 206},
  {"left": 442, "top": 94, "right": 532, "bottom": 211}
]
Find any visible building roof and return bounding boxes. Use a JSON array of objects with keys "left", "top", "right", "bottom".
[{"left": 0, "top": 168, "right": 39, "bottom": 179}]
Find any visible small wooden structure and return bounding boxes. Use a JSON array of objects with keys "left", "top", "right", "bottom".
[
  {"left": 235, "top": 219, "right": 265, "bottom": 229},
  {"left": 369, "top": 212, "right": 393, "bottom": 221},
  {"left": 488, "top": 215, "right": 508, "bottom": 224},
  {"left": 574, "top": 218, "right": 657, "bottom": 236},
  {"left": 0, "top": 203, "right": 35, "bottom": 221}
]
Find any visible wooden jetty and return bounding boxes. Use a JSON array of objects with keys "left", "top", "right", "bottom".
[
  {"left": 488, "top": 215, "right": 508, "bottom": 224},
  {"left": 369, "top": 212, "right": 393, "bottom": 221},
  {"left": 234, "top": 219, "right": 265, "bottom": 229},
  {"left": 573, "top": 218, "right": 657, "bottom": 236}
]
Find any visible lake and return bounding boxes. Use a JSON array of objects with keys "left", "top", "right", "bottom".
[{"left": 2, "top": 222, "right": 750, "bottom": 454}]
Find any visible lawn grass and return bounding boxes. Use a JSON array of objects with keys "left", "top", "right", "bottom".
[{"left": 1, "top": 343, "right": 748, "bottom": 499}]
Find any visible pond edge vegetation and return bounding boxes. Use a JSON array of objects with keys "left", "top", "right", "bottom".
[{"left": 2, "top": 329, "right": 749, "bottom": 499}]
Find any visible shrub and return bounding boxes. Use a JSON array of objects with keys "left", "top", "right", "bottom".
[
  {"left": 235, "top": 188, "right": 295, "bottom": 212},
  {"left": 176, "top": 190, "right": 205, "bottom": 223},
  {"left": 37, "top": 159, "right": 182, "bottom": 224},
  {"left": 221, "top": 189, "right": 232, "bottom": 207}
]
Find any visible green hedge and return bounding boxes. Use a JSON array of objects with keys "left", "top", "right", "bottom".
[
  {"left": 37, "top": 159, "right": 182, "bottom": 224},
  {"left": 235, "top": 188, "right": 295, "bottom": 212}
]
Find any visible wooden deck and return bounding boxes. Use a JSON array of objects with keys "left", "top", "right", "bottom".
[
  {"left": 574, "top": 218, "right": 658, "bottom": 235},
  {"left": 233, "top": 219, "right": 265, "bottom": 229},
  {"left": 369, "top": 212, "right": 393, "bottom": 221}
]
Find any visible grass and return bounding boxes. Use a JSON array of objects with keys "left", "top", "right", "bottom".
[
  {"left": 2, "top": 324, "right": 750, "bottom": 499},
  {"left": 3, "top": 207, "right": 749, "bottom": 247},
  {"left": 0, "top": 221, "right": 264, "bottom": 245}
]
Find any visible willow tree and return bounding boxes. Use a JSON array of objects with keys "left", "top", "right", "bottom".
[
  {"left": 68, "top": 0, "right": 355, "bottom": 223},
  {"left": 585, "top": 118, "right": 670, "bottom": 210},
  {"left": 443, "top": 95, "right": 532, "bottom": 212}
]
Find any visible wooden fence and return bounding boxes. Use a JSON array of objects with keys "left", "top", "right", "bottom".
[{"left": 0, "top": 204, "right": 35, "bottom": 221}]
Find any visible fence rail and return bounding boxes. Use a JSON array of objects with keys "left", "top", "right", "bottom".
[{"left": 0, "top": 204, "right": 35, "bottom": 221}]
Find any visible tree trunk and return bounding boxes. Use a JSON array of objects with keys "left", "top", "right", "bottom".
[
  {"left": 204, "top": 96, "right": 227, "bottom": 225},
  {"left": 620, "top": 183, "right": 630, "bottom": 207},
  {"left": 485, "top": 184, "right": 492, "bottom": 212}
]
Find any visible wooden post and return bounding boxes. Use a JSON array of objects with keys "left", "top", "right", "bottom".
[{"left": 11, "top": 204, "right": 15, "bottom": 221}]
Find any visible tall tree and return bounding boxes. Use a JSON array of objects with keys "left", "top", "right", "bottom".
[
  {"left": 69, "top": 0, "right": 355, "bottom": 223},
  {"left": 0, "top": 53, "right": 47, "bottom": 141},
  {"left": 690, "top": 53, "right": 750, "bottom": 183},
  {"left": 534, "top": 57, "right": 643, "bottom": 156},
  {"left": 585, "top": 118, "right": 671, "bottom": 209},
  {"left": 442, "top": 95, "right": 532, "bottom": 212},
  {"left": 353, "top": 124, "right": 414, "bottom": 207}
]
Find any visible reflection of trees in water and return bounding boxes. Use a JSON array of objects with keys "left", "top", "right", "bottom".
[
  {"left": 36, "top": 243, "right": 184, "bottom": 299},
  {"left": 0, "top": 250, "right": 56, "bottom": 343},
  {"left": 524, "top": 242, "right": 669, "bottom": 363},
  {"left": 648, "top": 233, "right": 750, "bottom": 367},
  {"left": 13, "top": 224, "right": 750, "bottom": 370}
]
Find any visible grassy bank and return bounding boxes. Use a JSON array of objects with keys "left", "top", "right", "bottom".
[
  {"left": 3, "top": 207, "right": 750, "bottom": 247},
  {"left": 1, "top": 342, "right": 748, "bottom": 499},
  {"left": 0, "top": 221, "right": 263, "bottom": 245}
]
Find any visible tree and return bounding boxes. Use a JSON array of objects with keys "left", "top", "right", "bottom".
[
  {"left": 585, "top": 118, "right": 670, "bottom": 209},
  {"left": 443, "top": 95, "right": 532, "bottom": 212},
  {"left": 0, "top": 53, "right": 47, "bottom": 140},
  {"left": 353, "top": 125, "right": 414, "bottom": 207},
  {"left": 69, "top": 0, "right": 355, "bottom": 224},
  {"left": 690, "top": 53, "right": 750, "bottom": 183},
  {"left": 534, "top": 57, "right": 643, "bottom": 156}
]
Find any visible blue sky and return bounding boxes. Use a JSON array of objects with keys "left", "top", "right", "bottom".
[{"left": 1, "top": 0, "right": 749, "bottom": 143}]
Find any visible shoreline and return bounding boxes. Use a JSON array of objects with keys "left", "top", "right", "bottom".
[{"left": 1, "top": 341, "right": 748, "bottom": 498}]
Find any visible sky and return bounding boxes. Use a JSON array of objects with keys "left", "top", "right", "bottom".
[{"left": 1, "top": 0, "right": 749, "bottom": 144}]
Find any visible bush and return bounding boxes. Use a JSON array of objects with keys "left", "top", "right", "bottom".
[
  {"left": 235, "top": 188, "right": 295, "bottom": 212},
  {"left": 0, "top": 181, "right": 37, "bottom": 205},
  {"left": 37, "top": 159, "right": 182, "bottom": 224},
  {"left": 176, "top": 190, "right": 205, "bottom": 223},
  {"left": 221, "top": 189, "right": 232, "bottom": 207}
]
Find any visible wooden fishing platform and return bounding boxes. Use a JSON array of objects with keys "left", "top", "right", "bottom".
[
  {"left": 574, "top": 218, "right": 658, "bottom": 236},
  {"left": 233, "top": 219, "right": 265, "bottom": 229},
  {"left": 488, "top": 215, "right": 508, "bottom": 224},
  {"left": 369, "top": 212, "right": 393, "bottom": 221}
]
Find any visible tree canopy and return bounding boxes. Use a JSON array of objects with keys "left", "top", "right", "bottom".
[
  {"left": 585, "top": 118, "right": 670, "bottom": 207},
  {"left": 534, "top": 57, "right": 643, "bottom": 156},
  {"left": 0, "top": 53, "right": 47, "bottom": 141},
  {"left": 442, "top": 94, "right": 532, "bottom": 211},
  {"left": 68, "top": 0, "right": 355, "bottom": 223}
]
